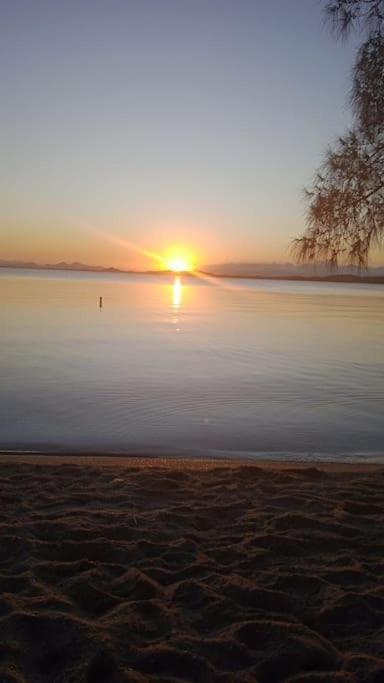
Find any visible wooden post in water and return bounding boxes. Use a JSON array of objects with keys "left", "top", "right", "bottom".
[{"left": 99, "top": 296, "right": 103, "bottom": 309}]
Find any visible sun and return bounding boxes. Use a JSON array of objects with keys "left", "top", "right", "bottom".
[
  {"left": 165, "top": 249, "right": 195, "bottom": 273},
  {"left": 168, "top": 257, "right": 190, "bottom": 272}
]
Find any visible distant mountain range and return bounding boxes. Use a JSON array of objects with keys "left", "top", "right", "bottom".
[
  {"left": 1, "top": 259, "right": 384, "bottom": 283},
  {"left": 0, "top": 260, "right": 123, "bottom": 273}
]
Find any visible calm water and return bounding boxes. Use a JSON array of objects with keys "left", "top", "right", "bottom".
[{"left": 1, "top": 268, "right": 384, "bottom": 462}]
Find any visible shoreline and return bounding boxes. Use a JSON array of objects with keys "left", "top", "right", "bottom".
[{"left": 1, "top": 451, "right": 384, "bottom": 472}]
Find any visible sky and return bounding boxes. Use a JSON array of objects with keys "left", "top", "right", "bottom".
[{"left": 1, "top": 0, "right": 372, "bottom": 270}]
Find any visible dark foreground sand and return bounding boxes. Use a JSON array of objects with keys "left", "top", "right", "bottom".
[{"left": 0, "top": 456, "right": 383, "bottom": 683}]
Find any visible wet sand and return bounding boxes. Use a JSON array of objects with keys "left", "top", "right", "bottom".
[{"left": 0, "top": 455, "right": 383, "bottom": 682}]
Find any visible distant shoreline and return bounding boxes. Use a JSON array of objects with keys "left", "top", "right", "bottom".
[
  {"left": 199, "top": 271, "right": 384, "bottom": 285},
  {"left": 1, "top": 262, "right": 384, "bottom": 285}
]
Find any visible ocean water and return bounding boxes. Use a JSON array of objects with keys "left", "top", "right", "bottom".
[{"left": 1, "top": 267, "right": 384, "bottom": 462}]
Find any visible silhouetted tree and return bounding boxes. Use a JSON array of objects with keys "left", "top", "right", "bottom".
[{"left": 294, "top": 0, "right": 384, "bottom": 267}]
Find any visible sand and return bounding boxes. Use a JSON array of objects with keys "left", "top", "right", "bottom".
[{"left": 0, "top": 456, "right": 383, "bottom": 682}]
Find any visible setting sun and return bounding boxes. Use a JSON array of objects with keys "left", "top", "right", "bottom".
[
  {"left": 168, "top": 257, "right": 190, "bottom": 272},
  {"left": 165, "top": 248, "right": 195, "bottom": 273}
]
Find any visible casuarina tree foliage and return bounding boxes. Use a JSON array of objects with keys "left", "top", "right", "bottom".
[{"left": 294, "top": 0, "right": 384, "bottom": 267}]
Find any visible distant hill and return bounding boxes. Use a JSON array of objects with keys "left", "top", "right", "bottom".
[
  {"left": 0, "top": 260, "right": 189, "bottom": 277},
  {"left": 0, "top": 260, "right": 124, "bottom": 273}
]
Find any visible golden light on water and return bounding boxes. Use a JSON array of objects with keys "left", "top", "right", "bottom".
[{"left": 172, "top": 275, "right": 182, "bottom": 308}]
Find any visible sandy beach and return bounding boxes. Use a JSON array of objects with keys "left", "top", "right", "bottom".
[{"left": 0, "top": 455, "right": 383, "bottom": 682}]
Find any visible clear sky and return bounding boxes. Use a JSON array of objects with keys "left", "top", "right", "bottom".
[{"left": 1, "top": 0, "right": 368, "bottom": 269}]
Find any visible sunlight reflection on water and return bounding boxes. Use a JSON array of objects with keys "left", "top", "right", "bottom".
[{"left": 1, "top": 268, "right": 384, "bottom": 461}]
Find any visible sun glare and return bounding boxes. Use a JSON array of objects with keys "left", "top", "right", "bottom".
[
  {"left": 165, "top": 250, "right": 194, "bottom": 273},
  {"left": 168, "top": 258, "right": 189, "bottom": 273}
]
